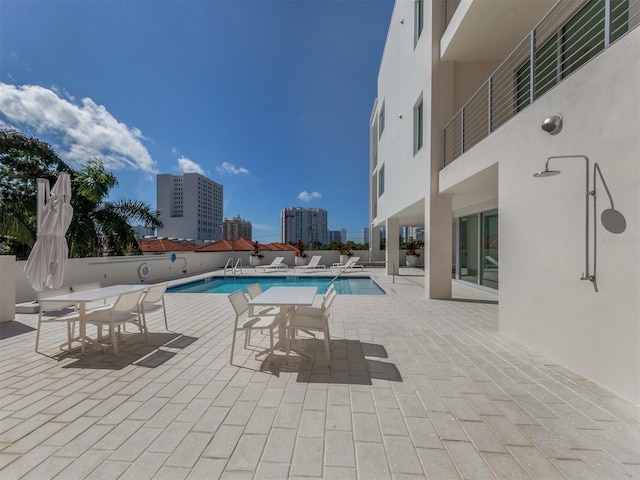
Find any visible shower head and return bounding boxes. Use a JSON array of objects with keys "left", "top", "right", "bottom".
[{"left": 533, "top": 168, "right": 561, "bottom": 178}]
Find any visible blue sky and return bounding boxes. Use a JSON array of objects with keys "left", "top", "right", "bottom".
[{"left": 0, "top": 0, "right": 394, "bottom": 243}]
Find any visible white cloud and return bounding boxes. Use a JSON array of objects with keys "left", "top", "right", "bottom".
[
  {"left": 217, "top": 161, "right": 249, "bottom": 175},
  {"left": 298, "top": 191, "right": 321, "bottom": 202},
  {"left": 0, "top": 83, "right": 157, "bottom": 175},
  {"left": 177, "top": 156, "right": 205, "bottom": 175}
]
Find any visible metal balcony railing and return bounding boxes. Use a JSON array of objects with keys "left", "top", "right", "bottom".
[
  {"left": 444, "top": 0, "right": 461, "bottom": 29},
  {"left": 443, "top": 0, "right": 639, "bottom": 168}
]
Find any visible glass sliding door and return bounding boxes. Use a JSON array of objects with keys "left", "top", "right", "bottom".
[
  {"left": 457, "top": 209, "right": 499, "bottom": 290},
  {"left": 480, "top": 209, "right": 499, "bottom": 289},
  {"left": 458, "top": 215, "right": 479, "bottom": 284}
]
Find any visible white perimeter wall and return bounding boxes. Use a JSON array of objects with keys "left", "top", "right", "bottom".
[
  {"left": 494, "top": 30, "right": 639, "bottom": 404},
  {"left": 12, "top": 250, "right": 373, "bottom": 304}
]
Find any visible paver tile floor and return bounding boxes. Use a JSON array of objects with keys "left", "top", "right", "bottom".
[{"left": 1, "top": 269, "right": 638, "bottom": 479}]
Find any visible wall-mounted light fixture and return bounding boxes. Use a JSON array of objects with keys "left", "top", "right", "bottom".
[
  {"left": 541, "top": 114, "right": 563, "bottom": 135},
  {"left": 533, "top": 155, "right": 626, "bottom": 292}
]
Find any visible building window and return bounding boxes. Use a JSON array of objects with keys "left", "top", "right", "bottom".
[
  {"left": 378, "top": 165, "right": 385, "bottom": 196},
  {"left": 379, "top": 103, "right": 385, "bottom": 139},
  {"left": 415, "top": 0, "right": 424, "bottom": 43},
  {"left": 414, "top": 97, "right": 423, "bottom": 153}
]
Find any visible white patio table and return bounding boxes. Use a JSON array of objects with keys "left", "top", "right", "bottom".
[
  {"left": 248, "top": 286, "right": 317, "bottom": 358},
  {"left": 43, "top": 284, "right": 148, "bottom": 354}
]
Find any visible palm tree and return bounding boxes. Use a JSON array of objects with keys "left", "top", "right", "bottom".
[
  {"left": 0, "top": 129, "right": 162, "bottom": 258},
  {"left": 68, "top": 159, "right": 163, "bottom": 257}
]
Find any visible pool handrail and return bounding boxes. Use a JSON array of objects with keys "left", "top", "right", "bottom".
[{"left": 326, "top": 260, "right": 395, "bottom": 288}]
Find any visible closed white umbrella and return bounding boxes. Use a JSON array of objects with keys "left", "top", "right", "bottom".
[{"left": 24, "top": 173, "right": 73, "bottom": 290}]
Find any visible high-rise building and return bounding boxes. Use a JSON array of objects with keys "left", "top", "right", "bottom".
[
  {"left": 156, "top": 173, "right": 223, "bottom": 243},
  {"left": 371, "top": 1, "right": 638, "bottom": 402},
  {"left": 329, "top": 230, "right": 342, "bottom": 243},
  {"left": 280, "top": 207, "right": 328, "bottom": 245},
  {"left": 223, "top": 215, "right": 252, "bottom": 240},
  {"left": 362, "top": 227, "right": 369, "bottom": 245}
]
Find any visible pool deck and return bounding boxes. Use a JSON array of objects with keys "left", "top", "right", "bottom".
[{"left": 1, "top": 268, "right": 638, "bottom": 479}]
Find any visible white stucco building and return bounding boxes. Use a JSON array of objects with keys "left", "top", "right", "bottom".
[
  {"left": 370, "top": 0, "right": 639, "bottom": 403},
  {"left": 157, "top": 173, "right": 223, "bottom": 243}
]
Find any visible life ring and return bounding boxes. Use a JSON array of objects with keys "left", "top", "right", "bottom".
[{"left": 138, "top": 263, "right": 151, "bottom": 279}]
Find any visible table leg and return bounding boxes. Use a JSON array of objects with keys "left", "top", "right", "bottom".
[{"left": 80, "top": 303, "right": 86, "bottom": 354}]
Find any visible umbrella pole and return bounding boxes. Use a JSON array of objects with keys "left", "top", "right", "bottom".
[
  {"left": 36, "top": 179, "right": 50, "bottom": 292},
  {"left": 36, "top": 178, "right": 50, "bottom": 237}
]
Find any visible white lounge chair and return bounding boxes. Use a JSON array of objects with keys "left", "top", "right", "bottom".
[
  {"left": 259, "top": 256, "right": 288, "bottom": 272},
  {"left": 331, "top": 256, "right": 363, "bottom": 272},
  {"left": 301, "top": 255, "right": 326, "bottom": 272}
]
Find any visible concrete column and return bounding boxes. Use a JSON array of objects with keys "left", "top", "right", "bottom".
[
  {"left": 425, "top": 194, "right": 453, "bottom": 299},
  {"left": 369, "top": 224, "right": 382, "bottom": 262},
  {"left": 0, "top": 256, "right": 16, "bottom": 323},
  {"left": 385, "top": 218, "right": 400, "bottom": 275}
]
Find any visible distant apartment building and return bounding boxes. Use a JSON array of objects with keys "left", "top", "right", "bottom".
[
  {"left": 329, "top": 230, "right": 342, "bottom": 243},
  {"left": 223, "top": 215, "right": 252, "bottom": 240},
  {"left": 371, "top": 1, "right": 639, "bottom": 402},
  {"left": 280, "top": 207, "right": 328, "bottom": 245},
  {"left": 156, "top": 173, "right": 223, "bottom": 243}
]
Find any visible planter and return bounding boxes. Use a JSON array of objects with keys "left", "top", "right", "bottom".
[
  {"left": 249, "top": 256, "right": 263, "bottom": 267},
  {"left": 294, "top": 256, "right": 308, "bottom": 266},
  {"left": 405, "top": 254, "right": 420, "bottom": 267},
  {"left": 339, "top": 254, "right": 351, "bottom": 265}
]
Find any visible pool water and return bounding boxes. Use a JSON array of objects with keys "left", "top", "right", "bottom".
[{"left": 167, "top": 276, "right": 385, "bottom": 295}]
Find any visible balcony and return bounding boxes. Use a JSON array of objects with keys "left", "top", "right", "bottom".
[{"left": 443, "top": 0, "right": 639, "bottom": 167}]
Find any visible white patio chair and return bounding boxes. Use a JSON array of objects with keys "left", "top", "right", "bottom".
[
  {"left": 286, "top": 285, "right": 336, "bottom": 362},
  {"left": 83, "top": 289, "right": 146, "bottom": 356},
  {"left": 35, "top": 287, "right": 80, "bottom": 352},
  {"left": 140, "top": 282, "right": 169, "bottom": 330},
  {"left": 246, "top": 283, "right": 279, "bottom": 317},
  {"left": 228, "top": 289, "right": 279, "bottom": 364},
  {"left": 303, "top": 255, "right": 326, "bottom": 272},
  {"left": 259, "top": 256, "right": 288, "bottom": 272}
]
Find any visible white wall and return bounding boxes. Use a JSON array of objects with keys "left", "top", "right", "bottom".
[
  {"left": 374, "top": 0, "right": 430, "bottom": 223},
  {"left": 493, "top": 30, "right": 639, "bottom": 403},
  {"left": 12, "top": 250, "right": 374, "bottom": 304}
]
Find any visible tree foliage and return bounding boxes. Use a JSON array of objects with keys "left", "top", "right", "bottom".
[{"left": 0, "top": 129, "right": 162, "bottom": 259}]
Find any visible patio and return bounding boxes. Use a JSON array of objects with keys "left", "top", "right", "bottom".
[{"left": 1, "top": 269, "right": 638, "bottom": 479}]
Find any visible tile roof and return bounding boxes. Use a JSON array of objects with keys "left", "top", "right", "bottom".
[
  {"left": 138, "top": 238, "right": 198, "bottom": 252},
  {"left": 195, "top": 237, "right": 296, "bottom": 252}
]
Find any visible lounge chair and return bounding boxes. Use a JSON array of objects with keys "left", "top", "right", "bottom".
[
  {"left": 259, "top": 256, "right": 288, "bottom": 272},
  {"left": 331, "top": 256, "right": 363, "bottom": 272},
  {"left": 301, "top": 255, "right": 326, "bottom": 272}
]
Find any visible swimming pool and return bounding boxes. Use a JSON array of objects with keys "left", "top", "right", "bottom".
[{"left": 168, "top": 276, "right": 385, "bottom": 295}]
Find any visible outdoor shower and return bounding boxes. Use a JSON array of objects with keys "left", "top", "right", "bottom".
[{"left": 533, "top": 155, "right": 626, "bottom": 292}]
